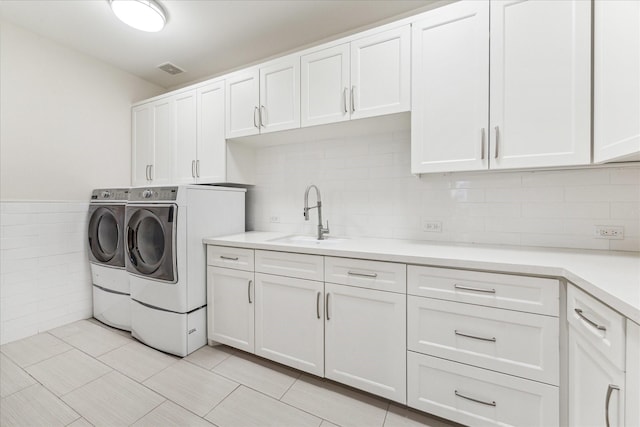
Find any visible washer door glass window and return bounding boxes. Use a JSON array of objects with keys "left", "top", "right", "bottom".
[
  {"left": 126, "top": 205, "right": 176, "bottom": 283},
  {"left": 88, "top": 205, "right": 124, "bottom": 267}
]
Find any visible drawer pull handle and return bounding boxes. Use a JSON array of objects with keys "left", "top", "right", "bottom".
[
  {"left": 347, "top": 271, "right": 378, "bottom": 278},
  {"left": 606, "top": 384, "right": 620, "bottom": 427},
  {"left": 248, "top": 280, "right": 253, "bottom": 304},
  {"left": 454, "top": 390, "right": 496, "bottom": 407},
  {"left": 454, "top": 330, "right": 497, "bottom": 342},
  {"left": 575, "top": 308, "right": 607, "bottom": 332},
  {"left": 454, "top": 284, "right": 496, "bottom": 294},
  {"left": 220, "top": 256, "right": 239, "bottom": 261},
  {"left": 316, "top": 292, "right": 321, "bottom": 319}
]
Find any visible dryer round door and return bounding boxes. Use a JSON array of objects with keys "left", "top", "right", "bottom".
[
  {"left": 88, "top": 205, "right": 125, "bottom": 267},
  {"left": 125, "top": 205, "right": 176, "bottom": 283}
]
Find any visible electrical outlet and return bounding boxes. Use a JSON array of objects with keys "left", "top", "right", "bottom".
[
  {"left": 422, "top": 220, "right": 442, "bottom": 233},
  {"left": 269, "top": 215, "right": 281, "bottom": 223},
  {"left": 594, "top": 225, "right": 624, "bottom": 240}
]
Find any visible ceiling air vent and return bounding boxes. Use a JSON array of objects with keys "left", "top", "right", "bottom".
[{"left": 157, "top": 62, "right": 185, "bottom": 75}]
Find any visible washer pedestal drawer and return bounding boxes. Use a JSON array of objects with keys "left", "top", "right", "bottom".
[
  {"left": 93, "top": 285, "right": 131, "bottom": 331},
  {"left": 131, "top": 300, "right": 206, "bottom": 357},
  {"left": 408, "top": 351, "right": 559, "bottom": 427}
]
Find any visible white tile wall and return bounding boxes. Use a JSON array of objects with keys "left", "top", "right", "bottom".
[
  {"left": 247, "top": 129, "right": 640, "bottom": 252},
  {"left": 0, "top": 201, "right": 91, "bottom": 345}
]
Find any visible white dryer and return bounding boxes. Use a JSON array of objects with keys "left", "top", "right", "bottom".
[
  {"left": 87, "top": 188, "right": 130, "bottom": 330},
  {"left": 125, "top": 185, "right": 245, "bottom": 357}
]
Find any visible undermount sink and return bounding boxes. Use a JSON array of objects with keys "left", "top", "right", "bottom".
[{"left": 269, "top": 235, "right": 348, "bottom": 246}]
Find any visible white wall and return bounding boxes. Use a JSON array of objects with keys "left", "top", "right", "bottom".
[
  {"left": 0, "top": 20, "right": 163, "bottom": 200},
  {"left": 248, "top": 127, "right": 640, "bottom": 252},
  {"left": 0, "top": 20, "right": 163, "bottom": 344}
]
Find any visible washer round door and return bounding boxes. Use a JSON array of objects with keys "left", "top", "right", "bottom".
[
  {"left": 125, "top": 205, "right": 176, "bottom": 283},
  {"left": 88, "top": 205, "right": 125, "bottom": 267}
]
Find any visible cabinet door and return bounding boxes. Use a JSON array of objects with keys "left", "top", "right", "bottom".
[
  {"left": 324, "top": 282, "right": 406, "bottom": 403},
  {"left": 173, "top": 90, "right": 197, "bottom": 184},
  {"left": 568, "top": 325, "right": 625, "bottom": 427},
  {"left": 207, "top": 266, "right": 254, "bottom": 353},
  {"left": 350, "top": 25, "right": 410, "bottom": 120},
  {"left": 411, "top": 1, "right": 489, "bottom": 173},
  {"left": 151, "top": 98, "right": 174, "bottom": 185},
  {"left": 132, "top": 104, "right": 152, "bottom": 186},
  {"left": 197, "top": 81, "right": 226, "bottom": 183},
  {"left": 226, "top": 69, "right": 260, "bottom": 139},
  {"left": 254, "top": 273, "right": 324, "bottom": 376},
  {"left": 301, "top": 44, "right": 350, "bottom": 127},
  {"left": 594, "top": 0, "right": 640, "bottom": 163},
  {"left": 490, "top": 0, "right": 591, "bottom": 169},
  {"left": 259, "top": 55, "right": 300, "bottom": 134}
]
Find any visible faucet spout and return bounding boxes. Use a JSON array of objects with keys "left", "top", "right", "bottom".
[{"left": 303, "top": 184, "right": 329, "bottom": 240}]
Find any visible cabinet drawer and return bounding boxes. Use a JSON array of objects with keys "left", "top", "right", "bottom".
[
  {"left": 325, "top": 257, "right": 406, "bottom": 293},
  {"left": 408, "top": 351, "right": 559, "bottom": 427},
  {"left": 207, "top": 246, "right": 254, "bottom": 271},
  {"left": 408, "top": 296, "right": 559, "bottom": 385},
  {"left": 567, "top": 284, "right": 625, "bottom": 371},
  {"left": 408, "top": 265, "right": 559, "bottom": 316},
  {"left": 255, "top": 250, "right": 323, "bottom": 281}
]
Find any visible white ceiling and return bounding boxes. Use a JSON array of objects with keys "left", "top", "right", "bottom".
[{"left": 0, "top": 0, "right": 437, "bottom": 89}]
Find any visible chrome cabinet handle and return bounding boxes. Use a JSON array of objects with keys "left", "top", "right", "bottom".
[
  {"left": 347, "top": 271, "right": 378, "bottom": 278},
  {"left": 455, "top": 330, "right": 497, "bottom": 342},
  {"left": 326, "top": 293, "right": 331, "bottom": 320},
  {"left": 145, "top": 165, "right": 150, "bottom": 181},
  {"left": 455, "top": 390, "right": 496, "bottom": 407},
  {"left": 575, "top": 308, "right": 607, "bottom": 332},
  {"left": 220, "top": 255, "right": 239, "bottom": 261},
  {"left": 196, "top": 160, "right": 200, "bottom": 177},
  {"left": 260, "top": 105, "right": 266, "bottom": 127},
  {"left": 343, "top": 88, "right": 348, "bottom": 114},
  {"left": 481, "top": 128, "right": 486, "bottom": 160},
  {"left": 606, "top": 384, "right": 620, "bottom": 427},
  {"left": 149, "top": 164, "right": 153, "bottom": 180},
  {"left": 494, "top": 125, "right": 500, "bottom": 159},
  {"left": 191, "top": 160, "right": 196, "bottom": 178},
  {"left": 248, "top": 280, "right": 253, "bottom": 304},
  {"left": 253, "top": 106, "right": 259, "bottom": 128},
  {"left": 454, "top": 284, "right": 496, "bottom": 294},
  {"left": 316, "top": 292, "right": 321, "bottom": 319},
  {"left": 351, "top": 86, "right": 356, "bottom": 112}
]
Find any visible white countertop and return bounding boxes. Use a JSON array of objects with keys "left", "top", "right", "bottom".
[{"left": 203, "top": 231, "right": 640, "bottom": 324}]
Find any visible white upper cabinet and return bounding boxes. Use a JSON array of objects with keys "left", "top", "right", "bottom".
[
  {"left": 131, "top": 98, "right": 173, "bottom": 187},
  {"left": 226, "top": 68, "right": 260, "bottom": 139},
  {"left": 302, "top": 25, "right": 410, "bottom": 128},
  {"left": 196, "top": 81, "right": 227, "bottom": 183},
  {"left": 350, "top": 25, "right": 410, "bottom": 120},
  {"left": 411, "top": 0, "right": 591, "bottom": 174},
  {"left": 489, "top": 0, "right": 591, "bottom": 170},
  {"left": 226, "top": 54, "right": 300, "bottom": 138},
  {"left": 411, "top": 1, "right": 489, "bottom": 173},
  {"left": 301, "top": 44, "right": 351, "bottom": 127},
  {"left": 173, "top": 90, "right": 197, "bottom": 184},
  {"left": 594, "top": 0, "right": 640, "bottom": 163}
]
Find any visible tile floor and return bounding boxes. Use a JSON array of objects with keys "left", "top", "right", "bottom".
[{"left": 0, "top": 319, "right": 460, "bottom": 427}]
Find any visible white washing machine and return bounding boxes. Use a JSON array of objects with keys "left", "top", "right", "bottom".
[
  {"left": 87, "top": 188, "right": 131, "bottom": 330},
  {"left": 125, "top": 185, "right": 245, "bottom": 357}
]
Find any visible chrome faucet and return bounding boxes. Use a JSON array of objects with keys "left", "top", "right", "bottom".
[{"left": 303, "top": 184, "right": 330, "bottom": 240}]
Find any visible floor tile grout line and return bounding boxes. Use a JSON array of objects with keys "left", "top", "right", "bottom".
[
  {"left": 201, "top": 382, "right": 242, "bottom": 422},
  {"left": 0, "top": 332, "right": 74, "bottom": 369},
  {"left": 278, "top": 370, "right": 303, "bottom": 400}
]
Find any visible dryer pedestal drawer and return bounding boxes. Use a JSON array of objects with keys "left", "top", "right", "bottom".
[{"left": 408, "top": 351, "right": 559, "bottom": 427}]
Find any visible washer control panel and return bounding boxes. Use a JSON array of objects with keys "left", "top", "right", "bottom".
[
  {"left": 91, "top": 188, "right": 129, "bottom": 201},
  {"left": 128, "top": 187, "right": 178, "bottom": 202}
]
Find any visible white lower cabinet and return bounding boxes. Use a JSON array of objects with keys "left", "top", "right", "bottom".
[
  {"left": 567, "top": 284, "right": 627, "bottom": 427},
  {"left": 254, "top": 273, "right": 324, "bottom": 376},
  {"left": 325, "top": 282, "right": 406, "bottom": 404},
  {"left": 408, "top": 351, "right": 559, "bottom": 427},
  {"left": 207, "top": 265, "right": 255, "bottom": 353}
]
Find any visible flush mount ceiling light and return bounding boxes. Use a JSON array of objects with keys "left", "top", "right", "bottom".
[{"left": 110, "top": 0, "right": 167, "bottom": 32}]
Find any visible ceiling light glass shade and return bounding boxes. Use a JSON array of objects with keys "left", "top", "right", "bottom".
[{"left": 110, "top": 0, "right": 167, "bottom": 32}]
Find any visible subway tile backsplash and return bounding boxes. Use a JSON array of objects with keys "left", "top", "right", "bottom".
[
  {"left": 0, "top": 201, "right": 91, "bottom": 345},
  {"left": 247, "top": 130, "right": 640, "bottom": 252}
]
